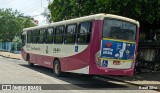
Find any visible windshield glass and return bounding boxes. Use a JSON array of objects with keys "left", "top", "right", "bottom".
[{"left": 103, "top": 19, "right": 137, "bottom": 41}]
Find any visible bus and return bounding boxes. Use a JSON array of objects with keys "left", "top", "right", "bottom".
[{"left": 21, "top": 13, "right": 140, "bottom": 77}]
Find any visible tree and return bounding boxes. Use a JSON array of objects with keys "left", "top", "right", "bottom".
[
  {"left": 48, "top": 0, "right": 160, "bottom": 40},
  {"left": 0, "top": 8, "right": 35, "bottom": 42}
]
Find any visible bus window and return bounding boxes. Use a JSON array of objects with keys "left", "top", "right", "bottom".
[
  {"left": 21, "top": 32, "right": 26, "bottom": 46},
  {"left": 32, "top": 30, "right": 40, "bottom": 44},
  {"left": 32, "top": 30, "right": 36, "bottom": 43},
  {"left": 54, "top": 26, "right": 64, "bottom": 44},
  {"left": 39, "top": 29, "right": 45, "bottom": 43},
  {"left": 77, "top": 22, "right": 91, "bottom": 44},
  {"left": 65, "top": 24, "right": 76, "bottom": 44},
  {"left": 103, "top": 19, "right": 136, "bottom": 41},
  {"left": 32, "top": 30, "right": 37, "bottom": 43},
  {"left": 36, "top": 30, "right": 40, "bottom": 43},
  {"left": 46, "top": 28, "right": 53, "bottom": 43},
  {"left": 27, "top": 31, "right": 32, "bottom": 43}
]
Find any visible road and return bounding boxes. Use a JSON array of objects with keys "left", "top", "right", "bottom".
[{"left": 0, "top": 56, "right": 158, "bottom": 93}]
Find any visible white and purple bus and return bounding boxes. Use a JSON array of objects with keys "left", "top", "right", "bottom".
[{"left": 21, "top": 14, "right": 140, "bottom": 77}]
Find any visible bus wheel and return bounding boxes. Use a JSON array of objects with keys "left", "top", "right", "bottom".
[
  {"left": 53, "top": 60, "right": 62, "bottom": 77},
  {"left": 28, "top": 56, "right": 34, "bottom": 67}
]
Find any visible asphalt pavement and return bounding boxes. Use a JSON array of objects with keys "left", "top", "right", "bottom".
[{"left": 0, "top": 56, "right": 159, "bottom": 93}]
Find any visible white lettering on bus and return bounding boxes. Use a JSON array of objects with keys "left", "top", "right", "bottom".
[{"left": 103, "top": 48, "right": 113, "bottom": 55}]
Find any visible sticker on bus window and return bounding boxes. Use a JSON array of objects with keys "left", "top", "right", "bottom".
[
  {"left": 75, "top": 46, "right": 78, "bottom": 52},
  {"left": 102, "top": 60, "right": 108, "bottom": 67}
]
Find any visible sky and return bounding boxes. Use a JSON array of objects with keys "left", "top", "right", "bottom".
[{"left": 0, "top": 0, "right": 51, "bottom": 25}]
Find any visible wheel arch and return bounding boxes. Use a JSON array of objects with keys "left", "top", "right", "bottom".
[
  {"left": 53, "top": 57, "right": 61, "bottom": 66},
  {"left": 26, "top": 53, "right": 30, "bottom": 61}
]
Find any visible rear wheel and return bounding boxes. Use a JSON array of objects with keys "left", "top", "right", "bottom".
[
  {"left": 27, "top": 55, "right": 34, "bottom": 67},
  {"left": 53, "top": 60, "right": 62, "bottom": 77}
]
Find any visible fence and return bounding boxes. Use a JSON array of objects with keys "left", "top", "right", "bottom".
[{"left": 0, "top": 42, "right": 21, "bottom": 54}]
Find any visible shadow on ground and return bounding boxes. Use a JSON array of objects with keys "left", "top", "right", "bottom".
[
  {"left": 19, "top": 64, "right": 137, "bottom": 90},
  {"left": 107, "top": 71, "right": 160, "bottom": 82}
]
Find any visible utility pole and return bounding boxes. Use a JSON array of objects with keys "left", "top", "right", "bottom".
[
  {"left": 41, "top": 0, "right": 52, "bottom": 24},
  {"left": 47, "top": 0, "right": 51, "bottom": 5},
  {"left": 41, "top": 0, "right": 42, "bottom": 7}
]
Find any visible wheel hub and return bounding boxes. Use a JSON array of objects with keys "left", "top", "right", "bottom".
[{"left": 55, "top": 64, "right": 59, "bottom": 74}]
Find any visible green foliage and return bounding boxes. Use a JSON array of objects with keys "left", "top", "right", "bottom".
[
  {"left": 0, "top": 8, "right": 36, "bottom": 42},
  {"left": 48, "top": 0, "right": 160, "bottom": 33}
]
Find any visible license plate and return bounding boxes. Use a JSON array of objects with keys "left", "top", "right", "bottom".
[{"left": 113, "top": 61, "right": 120, "bottom": 65}]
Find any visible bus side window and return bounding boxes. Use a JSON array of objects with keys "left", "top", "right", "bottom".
[
  {"left": 32, "top": 30, "right": 36, "bottom": 43},
  {"left": 77, "top": 22, "right": 92, "bottom": 44},
  {"left": 54, "top": 26, "right": 64, "bottom": 44},
  {"left": 36, "top": 30, "right": 40, "bottom": 43},
  {"left": 32, "top": 30, "right": 35, "bottom": 43},
  {"left": 22, "top": 32, "right": 26, "bottom": 46},
  {"left": 27, "top": 31, "right": 32, "bottom": 43},
  {"left": 65, "top": 24, "right": 76, "bottom": 44},
  {"left": 46, "top": 28, "right": 54, "bottom": 43},
  {"left": 39, "top": 29, "right": 45, "bottom": 43}
]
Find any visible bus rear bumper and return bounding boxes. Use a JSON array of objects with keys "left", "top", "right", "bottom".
[{"left": 89, "top": 66, "right": 134, "bottom": 76}]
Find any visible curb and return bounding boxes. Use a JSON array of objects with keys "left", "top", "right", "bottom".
[
  {"left": 100, "top": 75, "right": 160, "bottom": 92},
  {"left": 0, "top": 54, "right": 21, "bottom": 60}
]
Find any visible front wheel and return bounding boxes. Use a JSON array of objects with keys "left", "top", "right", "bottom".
[
  {"left": 28, "top": 56, "right": 34, "bottom": 67},
  {"left": 53, "top": 60, "right": 62, "bottom": 77}
]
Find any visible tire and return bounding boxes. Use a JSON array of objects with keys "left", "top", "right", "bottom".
[
  {"left": 53, "top": 60, "right": 62, "bottom": 77},
  {"left": 27, "top": 55, "right": 34, "bottom": 67}
]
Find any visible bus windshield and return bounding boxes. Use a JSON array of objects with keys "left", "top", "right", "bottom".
[{"left": 103, "top": 19, "right": 137, "bottom": 41}]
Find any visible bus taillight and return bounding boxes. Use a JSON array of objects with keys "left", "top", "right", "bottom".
[{"left": 113, "top": 61, "right": 120, "bottom": 65}]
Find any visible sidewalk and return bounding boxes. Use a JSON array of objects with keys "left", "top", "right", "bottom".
[
  {"left": 0, "top": 51, "right": 22, "bottom": 60},
  {"left": 0, "top": 51, "right": 160, "bottom": 85},
  {"left": 105, "top": 72, "right": 160, "bottom": 84}
]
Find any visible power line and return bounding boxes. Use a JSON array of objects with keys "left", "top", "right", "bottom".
[
  {"left": 28, "top": 0, "right": 38, "bottom": 3},
  {"left": 0, "top": 0, "right": 15, "bottom": 5},
  {"left": 20, "top": 0, "right": 47, "bottom": 14},
  {"left": 41, "top": 0, "right": 42, "bottom": 7},
  {"left": 30, "top": 14, "right": 42, "bottom": 17},
  {"left": 23, "top": 0, "right": 48, "bottom": 14},
  {"left": 24, "top": 5, "right": 42, "bottom": 13},
  {"left": 19, "top": 0, "right": 40, "bottom": 12},
  {"left": 20, "top": 0, "right": 47, "bottom": 12},
  {"left": 20, "top": 0, "right": 50, "bottom": 25},
  {"left": 0, "top": 0, "right": 12, "bottom": 3},
  {"left": 25, "top": 6, "right": 43, "bottom": 14},
  {"left": 20, "top": 2, "right": 41, "bottom": 13},
  {"left": 0, "top": 0, "right": 9, "bottom": 3}
]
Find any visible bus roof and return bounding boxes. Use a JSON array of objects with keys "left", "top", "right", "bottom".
[{"left": 23, "top": 13, "right": 139, "bottom": 31}]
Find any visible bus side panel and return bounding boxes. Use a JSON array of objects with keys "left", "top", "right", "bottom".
[
  {"left": 89, "top": 20, "right": 103, "bottom": 74},
  {"left": 35, "top": 54, "right": 43, "bottom": 66},
  {"left": 35, "top": 54, "right": 54, "bottom": 68},
  {"left": 21, "top": 48, "right": 36, "bottom": 64},
  {"left": 29, "top": 53, "right": 36, "bottom": 64},
  {"left": 60, "top": 46, "right": 90, "bottom": 72},
  {"left": 57, "top": 21, "right": 99, "bottom": 73}
]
